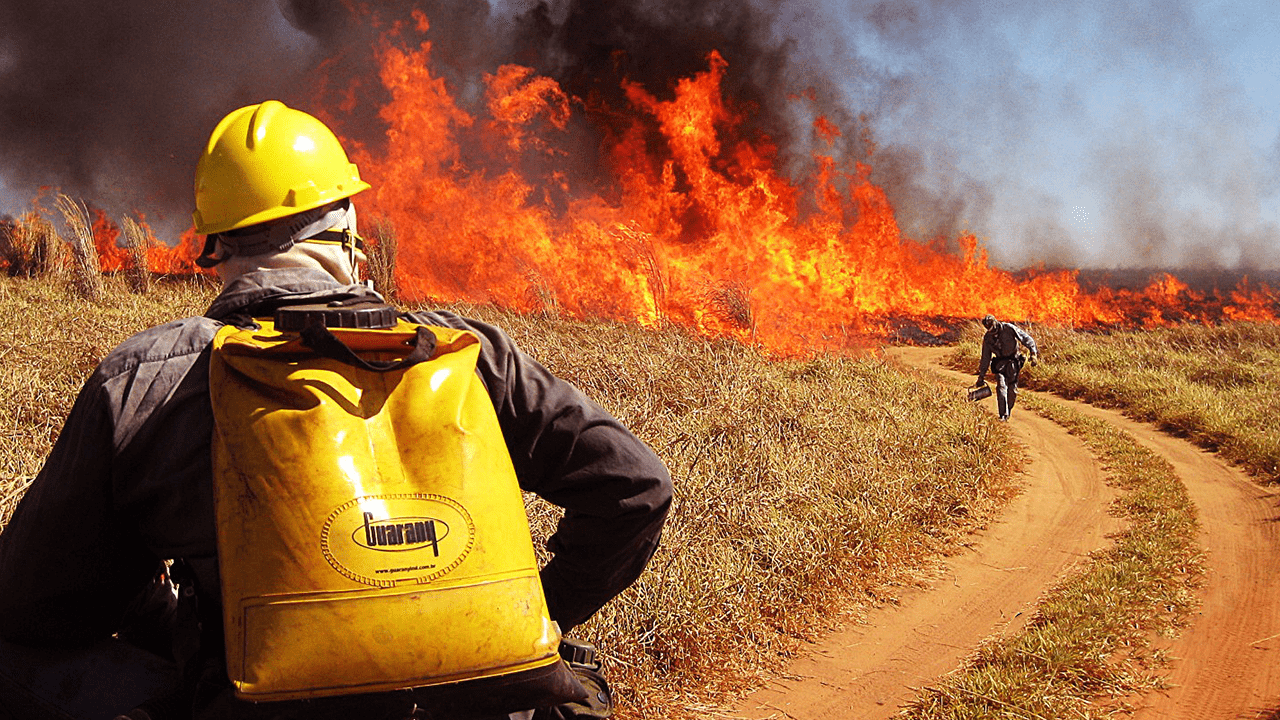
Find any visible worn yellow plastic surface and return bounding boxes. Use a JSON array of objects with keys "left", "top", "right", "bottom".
[{"left": 209, "top": 319, "right": 559, "bottom": 701}]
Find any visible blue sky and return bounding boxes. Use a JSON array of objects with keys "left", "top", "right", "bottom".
[{"left": 793, "top": 0, "right": 1280, "bottom": 269}]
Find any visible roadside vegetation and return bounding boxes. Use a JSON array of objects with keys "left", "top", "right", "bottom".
[
  {"left": 953, "top": 321, "right": 1280, "bottom": 483},
  {"left": 914, "top": 323, "right": 1275, "bottom": 717},
  {"left": 902, "top": 390, "right": 1203, "bottom": 718},
  {"left": 1, "top": 256, "right": 1021, "bottom": 719},
  {"left": 0, "top": 274, "right": 220, "bottom": 523}
]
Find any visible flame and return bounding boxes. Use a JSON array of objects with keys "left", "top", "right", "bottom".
[
  {"left": 1223, "top": 277, "right": 1279, "bottom": 322},
  {"left": 339, "top": 24, "right": 1275, "bottom": 354},
  {"left": 89, "top": 208, "right": 125, "bottom": 270},
  {"left": 86, "top": 209, "right": 208, "bottom": 277},
  {"left": 0, "top": 194, "right": 209, "bottom": 278},
  {"left": 147, "top": 229, "right": 207, "bottom": 276},
  {"left": 5, "top": 10, "right": 1275, "bottom": 352}
]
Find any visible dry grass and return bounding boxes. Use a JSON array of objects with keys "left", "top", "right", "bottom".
[
  {"left": 950, "top": 321, "right": 1280, "bottom": 483},
  {"left": 121, "top": 216, "right": 153, "bottom": 294},
  {"left": 54, "top": 193, "right": 103, "bottom": 301},
  {"left": 0, "top": 276, "right": 1023, "bottom": 718},
  {"left": 436, "top": 303, "right": 1022, "bottom": 717},
  {"left": 0, "top": 213, "right": 64, "bottom": 278},
  {"left": 0, "top": 274, "right": 219, "bottom": 523},
  {"left": 365, "top": 219, "right": 400, "bottom": 303},
  {"left": 903, "top": 392, "right": 1202, "bottom": 719}
]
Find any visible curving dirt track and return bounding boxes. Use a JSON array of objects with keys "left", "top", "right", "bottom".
[
  {"left": 1055, "top": 397, "right": 1280, "bottom": 719},
  {"left": 728, "top": 346, "right": 1280, "bottom": 720}
]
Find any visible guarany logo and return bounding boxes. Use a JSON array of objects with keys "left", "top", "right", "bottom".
[
  {"left": 322, "top": 494, "right": 475, "bottom": 587},
  {"left": 354, "top": 512, "right": 448, "bottom": 555}
]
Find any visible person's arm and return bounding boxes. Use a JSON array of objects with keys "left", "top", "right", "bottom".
[
  {"left": 1013, "top": 325, "right": 1038, "bottom": 357},
  {"left": 0, "top": 377, "right": 157, "bottom": 645},
  {"left": 976, "top": 334, "right": 994, "bottom": 383},
  {"left": 417, "top": 312, "right": 673, "bottom": 632}
]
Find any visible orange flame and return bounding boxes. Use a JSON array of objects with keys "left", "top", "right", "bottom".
[
  {"left": 8, "top": 11, "right": 1275, "bottom": 352},
  {"left": 0, "top": 193, "right": 208, "bottom": 278},
  {"left": 340, "top": 27, "right": 1269, "bottom": 354},
  {"left": 90, "top": 208, "right": 127, "bottom": 271},
  {"left": 147, "top": 229, "right": 207, "bottom": 276},
  {"left": 1223, "top": 277, "right": 1279, "bottom": 323},
  {"left": 85, "top": 208, "right": 208, "bottom": 277}
]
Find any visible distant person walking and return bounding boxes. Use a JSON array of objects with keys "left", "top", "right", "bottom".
[{"left": 975, "top": 314, "right": 1039, "bottom": 421}]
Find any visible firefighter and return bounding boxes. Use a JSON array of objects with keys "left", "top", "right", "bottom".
[
  {"left": 0, "top": 101, "right": 672, "bottom": 719},
  {"left": 974, "top": 314, "right": 1039, "bottom": 421}
]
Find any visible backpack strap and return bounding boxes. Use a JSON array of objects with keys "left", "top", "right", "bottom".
[{"left": 298, "top": 322, "right": 436, "bottom": 372}]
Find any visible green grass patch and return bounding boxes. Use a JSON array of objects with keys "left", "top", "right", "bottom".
[{"left": 903, "top": 392, "right": 1203, "bottom": 719}]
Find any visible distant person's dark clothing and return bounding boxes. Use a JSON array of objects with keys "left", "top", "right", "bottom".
[{"left": 976, "top": 320, "right": 1038, "bottom": 420}]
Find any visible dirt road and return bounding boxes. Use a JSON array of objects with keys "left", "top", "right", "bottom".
[
  {"left": 1056, "top": 398, "right": 1280, "bottom": 719},
  {"left": 729, "top": 346, "right": 1280, "bottom": 719}
]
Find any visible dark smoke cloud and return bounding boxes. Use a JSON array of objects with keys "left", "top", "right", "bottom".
[
  {"left": 497, "top": 0, "right": 871, "bottom": 211},
  {"left": 0, "top": 0, "right": 865, "bottom": 236},
  {"left": 1, "top": 0, "right": 1274, "bottom": 271},
  {"left": 285, "top": 0, "right": 865, "bottom": 190},
  {"left": 0, "top": 2, "right": 338, "bottom": 230}
]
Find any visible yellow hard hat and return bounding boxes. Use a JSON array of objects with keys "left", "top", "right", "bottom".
[{"left": 192, "top": 100, "right": 371, "bottom": 235}]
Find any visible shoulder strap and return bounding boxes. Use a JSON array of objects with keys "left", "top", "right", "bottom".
[{"left": 299, "top": 323, "right": 436, "bottom": 372}]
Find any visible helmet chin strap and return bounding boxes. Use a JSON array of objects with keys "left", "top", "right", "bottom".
[
  {"left": 299, "top": 203, "right": 364, "bottom": 282},
  {"left": 198, "top": 200, "right": 354, "bottom": 268},
  {"left": 210, "top": 201, "right": 367, "bottom": 286}
]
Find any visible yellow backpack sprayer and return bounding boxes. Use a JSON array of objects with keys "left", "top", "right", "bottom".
[{"left": 208, "top": 300, "right": 581, "bottom": 708}]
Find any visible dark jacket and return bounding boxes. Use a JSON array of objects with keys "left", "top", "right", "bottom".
[
  {"left": 0, "top": 268, "right": 672, "bottom": 647},
  {"left": 977, "top": 321, "right": 1038, "bottom": 379}
]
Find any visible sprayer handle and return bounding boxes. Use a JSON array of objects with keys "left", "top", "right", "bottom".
[{"left": 299, "top": 323, "right": 436, "bottom": 372}]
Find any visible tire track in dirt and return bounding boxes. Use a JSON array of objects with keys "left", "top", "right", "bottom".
[
  {"left": 727, "top": 347, "right": 1121, "bottom": 719},
  {"left": 1045, "top": 397, "right": 1280, "bottom": 719}
]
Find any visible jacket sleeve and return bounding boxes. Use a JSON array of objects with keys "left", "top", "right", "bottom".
[
  {"left": 976, "top": 333, "right": 994, "bottom": 378},
  {"left": 1013, "top": 325, "right": 1038, "bottom": 356},
  {"left": 415, "top": 312, "right": 673, "bottom": 632},
  {"left": 0, "top": 376, "right": 157, "bottom": 645}
]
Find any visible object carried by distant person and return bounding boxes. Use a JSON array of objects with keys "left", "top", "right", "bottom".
[{"left": 967, "top": 382, "right": 992, "bottom": 402}]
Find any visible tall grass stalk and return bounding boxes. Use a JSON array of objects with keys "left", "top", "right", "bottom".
[
  {"left": 1, "top": 214, "right": 63, "bottom": 278},
  {"left": 365, "top": 219, "right": 399, "bottom": 302},
  {"left": 54, "top": 194, "right": 101, "bottom": 301},
  {"left": 121, "top": 216, "right": 152, "bottom": 294}
]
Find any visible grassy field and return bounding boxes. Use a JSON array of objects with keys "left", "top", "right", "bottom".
[
  {"left": 4, "top": 262, "right": 1259, "bottom": 718},
  {"left": 0, "top": 273, "right": 221, "bottom": 523},
  {"left": 0, "top": 272, "right": 1021, "bottom": 718},
  {"left": 950, "top": 321, "right": 1280, "bottom": 484}
]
